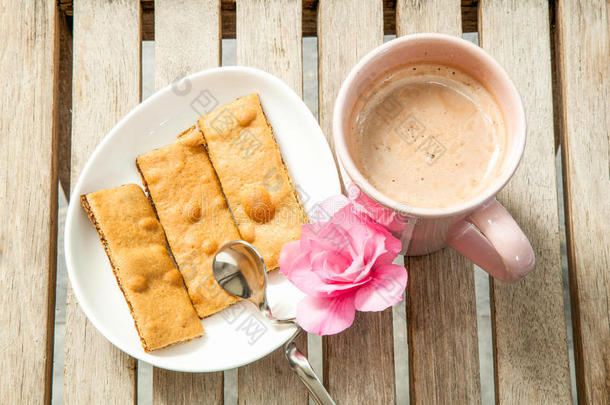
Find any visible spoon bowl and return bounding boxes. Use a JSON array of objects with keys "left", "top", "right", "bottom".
[
  {"left": 212, "top": 240, "right": 267, "bottom": 308},
  {"left": 213, "top": 240, "right": 293, "bottom": 323}
]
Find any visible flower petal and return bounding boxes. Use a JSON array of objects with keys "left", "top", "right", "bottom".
[
  {"left": 280, "top": 246, "right": 360, "bottom": 297},
  {"left": 280, "top": 241, "right": 329, "bottom": 297},
  {"left": 279, "top": 240, "right": 302, "bottom": 273},
  {"left": 310, "top": 250, "right": 350, "bottom": 278},
  {"left": 296, "top": 294, "right": 356, "bottom": 335},
  {"left": 375, "top": 233, "right": 403, "bottom": 266},
  {"left": 354, "top": 264, "right": 407, "bottom": 312}
]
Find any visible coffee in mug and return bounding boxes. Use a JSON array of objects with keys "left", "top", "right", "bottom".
[{"left": 349, "top": 62, "right": 507, "bottom": 209}]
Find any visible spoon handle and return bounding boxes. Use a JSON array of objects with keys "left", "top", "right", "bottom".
[
  {"left": 285, "top": 338, "right": 336, "bottom": 405},
  {"left": 272, "top": 317, "right": 297, "bottom": 325}
]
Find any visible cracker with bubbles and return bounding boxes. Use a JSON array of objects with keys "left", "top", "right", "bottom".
[
  {"left": 198, "top": 94, "right": 308, "bottom": 271},
  {"left": 81, "top": 184, "right": 203, "bottom": 350},
  {"left": 136, "top": 127, "right": 240, "bottom": 318}
]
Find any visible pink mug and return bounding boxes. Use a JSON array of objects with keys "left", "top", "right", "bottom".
[{"left": 333, "top": 33, "right": 534, "bottom": 282}]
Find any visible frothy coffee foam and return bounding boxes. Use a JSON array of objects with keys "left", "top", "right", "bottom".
[{"left": 350, "top": 63, "right": 507, "bottom": 209}]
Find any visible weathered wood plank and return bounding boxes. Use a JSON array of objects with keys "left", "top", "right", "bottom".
[
  {"left": 154, "top": 0, "right": 221, "bottom": 89},
  {"left": 64, "top": 1, "right": 141, "bottom": 403},
  {"left": 397, "top": 0, "right": 461, "bottom": 33},
  {"left": 236, "top": 0, "right": 302, "bottom": 94},
  {"left": 235, "top": 1, "right": 308, "bottom": 403},
  {"left": 226, "top": 0, "right": 314, "bottom": 43},
  {"left": 154, "top": 369, "right": 223, "bottom": 405},
  {"left": 479, "top": 1, "right": 573, "bottom": 403},
  {"left": 395, "top": 1, "right": 482, "bottom": 404},
  {"left": 556, "top": 0, "right": 610, "bottom": 403},
  {"left": 152, "top": 1, "right": 223, "bottom": 403},
  {"left": 318, "top": 2, "right": 395, "bottom": 403},
  {"left": 405, "top": 253, "right": 480, "bottom": 404},
  {"left": 318, "top": 0, "right": 384, "bottom": 154},
  {"left": 0, "top": 1, "right": 58, "bottom": 403},
  {"left": 323, "top": 310, "right": 396, "bottom": 403}
]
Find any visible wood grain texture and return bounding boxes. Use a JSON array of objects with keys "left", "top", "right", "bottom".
[
  {"left": 318, "top": 0, "right": 384, "bottom": 154},
  {"left": 0, "top": 1, "right": 58, "bottom": 403},
  {"left": 236, "top": 0, "right": 302, "bottom": 94},
  {"left": 318, "top": 2, "right": 396, "bottom": 403},
  {"left": 154, "top": 0, "right": 221, "bottom": 89},
  {"left": 152, "top": 1, "right": 223, "bottom": 403},
  {"left": 556, "top": 0, "right": 610, "bottom": 403},
  {"left": 64, "top": 1, "right": 141, "bottom": 403},
  {"left": 479, "top": 1, "right": 573, "bottom": 403},
  {"left": 238, "top": 340, "right": 308, "bottom": 405},
  {"left": 396, "top": 1, "right": 482, "bottom": 404},
  {"left": 405, "top": 253, "right": 481, "bottom": 404},
  {"left": 153, "top": 369, "right": 223, "bottom": 405},
  {"left": 235, "top": 1, "right": 308, "bottom": 403},
  {"left": 397, "top": 0, "right": 461, "bottom": 32},
  {"left": 323, "top": 310, "right": 396, "bottom": 403}
]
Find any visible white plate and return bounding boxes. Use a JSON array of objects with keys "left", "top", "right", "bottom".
[{"left": 64, "top": 67, "right": 341, "bottom": 372}]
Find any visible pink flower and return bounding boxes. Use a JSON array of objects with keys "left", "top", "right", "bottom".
[{"left": 279, "top": 195, "right": 407, "bottom": 335}]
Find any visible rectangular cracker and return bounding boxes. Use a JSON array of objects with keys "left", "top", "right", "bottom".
[
  {"left": 80, "top": 184, "right": 204, "bottom": 351},
  {"left": 197, "top": 93, "right": 307, "bottom": 270},
  {"left": 136, "top": 127, "right": 240, "bottom": 318}
]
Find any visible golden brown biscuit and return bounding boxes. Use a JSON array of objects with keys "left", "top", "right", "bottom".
[
  {"left": 136, "top": 127, "right": 240, "bottom": 318},
  {"left": 197, "top": 94, "right": 307, "bottom": 270},
  {"left": 81, "top": 184, "right": 204, "bottom": 351}
]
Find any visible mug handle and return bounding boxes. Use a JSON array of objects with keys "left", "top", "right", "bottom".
[{"left": 447, "top": 199, "right": 535, "bottom": 282}]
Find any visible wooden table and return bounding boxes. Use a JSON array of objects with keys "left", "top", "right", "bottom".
[{"left": 1, "top": 1, "right": 608, "bottom": 404}]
